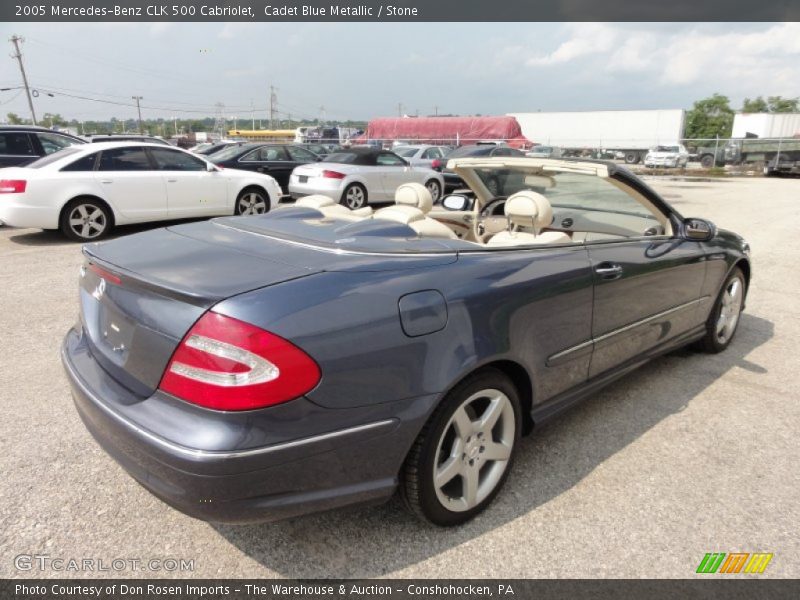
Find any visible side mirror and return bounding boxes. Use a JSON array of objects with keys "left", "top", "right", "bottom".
[
  {"left": 206, "top": 162, "right": 217, "bottom": 172},
  {"left": 442, "top": 194, "right": 471, "bottom": 211},
  {"left": 683, "top": 217, "right": 715, "bottom": 241}
]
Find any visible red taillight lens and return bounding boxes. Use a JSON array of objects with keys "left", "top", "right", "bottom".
[
  {"left": 430, "top": 159, "right": 441, "bottom": 170},
  {"left": 322, "top": 170, "right": 345, "bottom": 179},
  {"left": 0, "top": 179, "right": 27, "bottom": 193},
  {"left": 159, "top": 312, "right": 320, "bottom": 411},
  {"left": 88, "top": 262, "right": 122, "bottom": 285}
]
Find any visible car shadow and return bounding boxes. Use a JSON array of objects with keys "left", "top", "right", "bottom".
[{"left": 211, "top": 312, "right": 774, "bottom": 578}]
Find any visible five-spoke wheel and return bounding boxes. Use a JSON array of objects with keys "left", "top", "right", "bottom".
[{"left": 60, "top": 199, "right": 111, "bottom": 242}]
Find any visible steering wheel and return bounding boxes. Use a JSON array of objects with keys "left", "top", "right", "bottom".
[{"left": 473, "top": 197, "right": 508, "bottom": 244}]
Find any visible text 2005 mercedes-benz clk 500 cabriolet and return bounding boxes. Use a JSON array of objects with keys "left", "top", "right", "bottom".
[{"left": 62, "top": 157, "right": 751, "bottom": 526}]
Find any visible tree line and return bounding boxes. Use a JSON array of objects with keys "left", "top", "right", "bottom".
[{"left": 684, "top": 94, "right": 798, "bottom": 139}]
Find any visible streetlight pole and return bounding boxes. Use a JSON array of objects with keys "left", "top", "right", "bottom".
[{"left": 131, "top": 95, "right": 143, "bottom": 133}]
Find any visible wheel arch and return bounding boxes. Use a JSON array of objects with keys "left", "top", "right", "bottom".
[{"left": 234, "top": 184, "right": 272, "bottom": 213}]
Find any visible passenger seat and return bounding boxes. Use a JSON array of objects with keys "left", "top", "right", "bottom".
[
  {"left": 487, "top": 191, "right": 571, "bottom": 247},
  {"left": 295, "top": 195, "right": 373, "bottom": 222},
  {"left": 373, "top": 183, "right": 457, "bottom": 240}
]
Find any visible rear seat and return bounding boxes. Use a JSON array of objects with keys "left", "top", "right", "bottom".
[{"left": 295, "top": 195, "right": 373, "bottom": 222}]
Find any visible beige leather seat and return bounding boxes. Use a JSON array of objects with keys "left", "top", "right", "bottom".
[
  {"left": 295, "top": 195, "right": 373, "bottom": 222},
  {"left": 373, "top": 183, "right": 457, "bottom": 240},
  {"left": 486, "top": 191, "right": 571, "bottom": 247}
]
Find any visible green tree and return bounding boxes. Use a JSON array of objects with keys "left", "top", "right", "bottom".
[
  {"left": 742, "top": 96, "right": 769, "bottom": 113},
  {"left": 766, "top": 96, "right": 799, "bottom": 113},
  {"left": 42, "top": 113, "right": 68, "bottom": 127},
  {"left": 685, "top": 93, "right": 734, "bottom": 139},
  {"left": 6, "top": 112, "right": 25, "bottom": 124}
]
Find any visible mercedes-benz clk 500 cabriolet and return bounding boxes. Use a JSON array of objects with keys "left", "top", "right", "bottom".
[{"left": 62, "top": 157, "right": 751, "bottom": 526}]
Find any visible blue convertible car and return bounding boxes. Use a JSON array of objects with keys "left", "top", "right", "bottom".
[{"left": 62, "top": 157, "right": 751, "bottom": 526}]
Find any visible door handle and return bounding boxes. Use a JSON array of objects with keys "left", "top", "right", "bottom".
[
  {"left": 167, "top": 179, "right": 177, "bottom": 183},
  {"left": 100, "top": 180, "right": 113, "bottom": 184},
  {"left": 594, "top": 263, "right": 623, "bottom": 279}
]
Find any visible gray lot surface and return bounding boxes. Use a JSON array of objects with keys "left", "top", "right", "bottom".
[{"left": 1, "top": 176, "right": 798, "bottom": 579}]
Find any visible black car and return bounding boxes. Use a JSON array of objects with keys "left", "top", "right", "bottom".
[
  {"left": 441, "top": 144, "right": 525, "bottom": 194},
  {"left": 87, "top": 134, "right": 171, "bottom": 146},
  {"left": 209, "top": 143, "right": 321, "bottom": 188},
  {"left": 194, "top": 141, "right": 247, "bottom": 156},
  {"left": 297, "top": 143, "right": 341, "bottom": 160},
  {"left": 0, "top": 125, "right": 86, "bottom": 167}
]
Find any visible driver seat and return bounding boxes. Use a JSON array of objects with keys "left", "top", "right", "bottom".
[
  {"left": 373, "top": 183, "right": 457, "bottom": 240},
  {"left": 486, "top": 191, "right": 571, "bottom": 247}
]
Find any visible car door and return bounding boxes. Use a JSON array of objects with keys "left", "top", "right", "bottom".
[
  {"left": 148, "top": 147, "right": 228, "bottom": 217},
  {"left": 237, "top": 146, "right": 293, "bottom": 188},
  {"left": 562, "top": 174, "right": 708, "bottom": 377},
  {"left": 0, "top": 131, "right": 37, "bottom": 167},
  {"left": 376, "top": 151, "right": 411, "bottom": 199},
  {"left": 94, "top": 146, "right": 168, "bottom": 221}
]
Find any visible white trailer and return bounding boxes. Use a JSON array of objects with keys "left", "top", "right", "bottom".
[
  {"left": 508, "top": 109, "right": 686, "bottom": 164},
  {"left": 732, "top": 113, "right": 800, "bottom": 138}
]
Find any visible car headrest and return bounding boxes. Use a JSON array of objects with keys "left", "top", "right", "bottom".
[
  {"left": 504, "top": 190, "right": 554, "bottom": 232},
  {"left": 395, "top": 182, "right": 433, "bottom": 214},
  {"left": 295, "top": 195, "right": 336, "bottom": 209}
]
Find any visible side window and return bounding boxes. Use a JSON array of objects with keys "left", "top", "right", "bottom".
[
  {"left": 422, "top": 148, "right": 440, "bottom": 159},
  {"left": 286, "top": 146, "right": 317, "bottom": 162},
  {"left": 0, "top": 132, "right": 35, "bottom": 156},
  {"left": 61, "top": 153, "right": 99, "bottom": 172},
  {"left": 376, "top": 152, "right": 405, "bottom": 166},
  {"left": 262, "top": 146, "right": 289, "bottom": 161},
  {"left": 37, "top": 132, "right": 82, "bottom": 155},
  {"left": 150, "top": 148, "right": 206, "bottom": 171},
  {"left": 97, "top": 147, "right": 152, "bottom": 171},
  {"left": 239, "top": 149, "right": 261, "bottom": 162}
]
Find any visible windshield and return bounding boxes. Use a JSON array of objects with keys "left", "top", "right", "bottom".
[
  {"left": 26, "top": 147, "right": 83, "bottom": 168},
  {"left": 653, "top": 146, "right": 679, "bottom": 152},
  {"left": 208, "top": 144, "right": 254, "bottom": 161},
  {"left": 394, "top": 147, "right": 418, "bottom": 158}
]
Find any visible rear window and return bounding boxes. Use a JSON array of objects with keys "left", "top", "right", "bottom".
[
  {"left": 394, "top": 147, "right": 418, "bottom": 157},
  {"left": 326, "top": 152, "right": 374, "bottom": 165},
  {"left": 447, "top": 146, "right": 492, "bottom": 158},
  {"left": 27, "top": 147, "right": 83, "bottom": 168}
]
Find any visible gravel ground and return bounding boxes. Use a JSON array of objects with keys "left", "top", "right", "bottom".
[{"left": 1, "top": 176, "right": 798, "bottom": 579}]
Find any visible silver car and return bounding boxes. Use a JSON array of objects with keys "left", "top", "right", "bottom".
[
  {"left": 393, "top": 144, "right": 451, "bottom": 168},
  {"left": 289, "top": 147, "right": 445, "bottom": 209}
]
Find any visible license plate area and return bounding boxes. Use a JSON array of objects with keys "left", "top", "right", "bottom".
[
  {"left": 298, "top": 175, "right": 308, "bottom": 183},
  {"left": 97, "top": 301, "right": 135, "bottom": 361}
]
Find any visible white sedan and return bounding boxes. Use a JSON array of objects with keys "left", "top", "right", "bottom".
[
  {"left": 0, "top": 142, "right": 282, "bottom": 241},
  {"left": 288, "top": 147, "right": 445, "bottom": 209}
]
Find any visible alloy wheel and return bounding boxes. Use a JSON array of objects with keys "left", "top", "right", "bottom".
[
  {"left": 345, "top": 185, "right": 366, "bottom": 209},
  {"left": 238, "top": 192, "right": 268, "bottom": 215},
  {"left": 433, "top": 388, "right": 515, "bottom": 512},
  {"left": 68, "top": 204, "right": 107, "bottom": 240},
  {"left": 716, "top": 276, "right": 744, "bottom": 344},
  {"left": 426, "top": 180, "right": 441, "bottom": 202}
]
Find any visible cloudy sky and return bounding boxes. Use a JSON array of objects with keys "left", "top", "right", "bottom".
[{"left": 0, "top": 22, "right": 798, "bottom": 123}]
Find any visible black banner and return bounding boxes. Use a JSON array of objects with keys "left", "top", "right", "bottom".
[
  {"left": 4, "top": 0, "right": 800, "bottom": 22},
  {"left": 3, "top": 579, "right": 800, "bottom": 600}
]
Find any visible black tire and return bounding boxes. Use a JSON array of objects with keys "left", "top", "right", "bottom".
[
  {"left": 235, "top": 187, "right": 270, "bottom": 216},
  {"left": 696, "top": 267, "right": 746, "bottom": 353},
  {"left": 341, "top": 183, "right": 368, "bottom": 210},
  {"left": 425, "top": 179, "right": 442, "bottom": 203},
  {"left": 624, "top": 152, "right": 640, "bottom": 164},
  {"left": 401, "top": 368, "right": 521, "bottom": 526},
  {"left": 60, "top": 198, "right": 112, "bottom": 242},
  {"left": 700, "top": 154, "right": 715, "bottom": 168}
]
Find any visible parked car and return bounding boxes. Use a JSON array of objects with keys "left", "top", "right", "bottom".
[
  {"left": 61, "top": 156, "right": 750, "bottom": 526},
  {"left": 0, "top": 142, "right": 282, "bottom": 241},
  {"left": 393, "top": 145, "right": 451, "bottom": 169},
  {"left": 644, "top": 144, "right": 689, "bottom": 168},
  {"left": 441, "top": 145, "right": 525, "bottom": 193},
  {"left": 208, "top": 143, "right": 320, "bottom": 189},
  {"left": 289, "top": 147, "right": 445, "bottom": 208},
  {"left": 296, "top": 143, "right": 341, "bottom": 160},
  {"left": 87, "top": 134, "right": 171, "bottom": 146},
  {"left": 0, "top": 125, "right": 85, "bottom": 167},
  {"left": 525, "top": 145, "right": 562, "bottom": 159}
]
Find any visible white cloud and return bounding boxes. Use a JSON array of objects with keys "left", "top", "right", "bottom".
[{"left": 526, "top": 24, "right": 618, "bottom": 66}]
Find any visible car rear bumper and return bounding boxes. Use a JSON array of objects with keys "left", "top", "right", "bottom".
[
  {"left": 0, "top": 202, "right": 59, "bottom": 230},
  {"left": 288, "top": 177, "right": 344, "bottom": 200},
  {"left": 62, "top": 327, "right": 431, "bottom": 523}
]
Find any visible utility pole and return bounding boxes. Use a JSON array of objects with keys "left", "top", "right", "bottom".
[
  {"left": 250, "top": 99, "right": 255, "bottom": 131},
  {"left": 434, "top": 105, "right": 439, "bottom": 116},
  {"left": 397, "top": 102, "right": 403, "bottom": 117},
  {"left": 131, "top": 96, "right": 143, "bottom": 133},
  {"left": 9, "top": 35, "right": 37, "bottom": 126},
  {"left": 319, "top": 105, "right": 326, "bottom": 124},
  {"left": 269, "top": 85, "right": 277, "bottom": 130}
]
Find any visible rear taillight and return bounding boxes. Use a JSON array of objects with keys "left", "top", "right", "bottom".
[
  {"left": 430, "top": 159, "right": 442, "bottom": 170},
  {"left": 88, "top": 262, "right": 122, "bottom": 285},
  {"left": 322, "top": 170, "right": 345, "bottom": 179},
  {"left": 159, "top": 312, "right": 320, "bottom": 411},
  {"left": 0, "top": 179, "right": 27, "bottom": 193}
]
